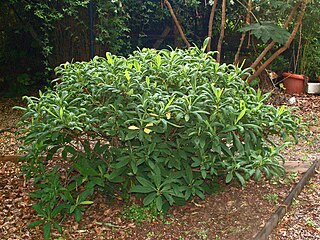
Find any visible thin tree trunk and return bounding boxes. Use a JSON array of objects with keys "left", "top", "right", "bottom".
[
  {"left": 234, "top": 0, "right": 252, "bottom": 64},
  {"left": 249, "top": 1, "right": 300, "bottom": 70},
  {"left": 164, "top": 0, "right": 191, "bottom": 48},
  {"left": 217, "top": 0, "right": 226, "bottom": 63},
  {"left": 10, "top": 5, "right": 43, "bottom": 47},
  {"left": 248, "top": 0, "right": 307, "bottom": 83},
  {"left": 153, "top": 26, "right": 171, "bottom": 49},
  {"left": 206, "top": 0, "right": 218, "bottom": 52}
]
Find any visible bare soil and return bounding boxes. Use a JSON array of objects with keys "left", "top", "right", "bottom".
[{"left": 0, "top": 93, "right": 319, "bottom": 240}]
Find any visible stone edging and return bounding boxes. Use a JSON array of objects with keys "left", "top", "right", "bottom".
[{"left": 253, "top": 158, "right": 320, "bottom": 240}]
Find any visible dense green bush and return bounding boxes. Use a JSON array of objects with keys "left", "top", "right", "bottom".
[{"left": 18, "top": 44, "right": 300, "bottom": 238}]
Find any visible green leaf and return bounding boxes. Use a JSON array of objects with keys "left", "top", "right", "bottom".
[
  {"left": 201, "top": 169, "right": 207, "bottom": 179},
  {"left": 153, "top": 166, "right": 162, "bottom": 188},
  {"left": 162, "top": 192, "right": 174, "bottom": 205},
  {"left": 43, "top": 223, "right": 51, "bottom": 240},
  {"left": 148, "top": 143, "right": 156, "bottom": 155},
  {"left": 131, "top": 160, "right": 138, "bottom": 174},
  {"left": 185, "top": 166, "right": 193, "bottom": 183},
  {"left": 106, "top": 168, "right": 125, "bottom": 183},
  {"left": 51, "top": 204, "right": 68, "bottom": 217},
  {"left": 79, "top": 200, "right": 94, "bottom": 205},
  {"left": 27, "top": 220, "right": 45, "bottom": 229},
  {"left": 221, "top": 143, "right": 233, "bottom": 157},
  {"left": 125, "top": 69, "right": 131, "bottom": 81},
  {"left": 226, "top": 172, "right": 233, "bottom": 183},
  {"left": 32, "top": 204, "right": 46, "bottom": 216},
  {"left": 156, "top": 196, "right": 163, "bottom": 211},
  {"left": 195, "top": 189, "right": 205, "bottom": 199},
  {"left": 239, "top": 21, "right": 290, "bottom": 44},
  {"left": 73, "top": 157, "right": 99, "bottom": 177},
  {"left": 114, "top": 157, "right": 130, "bottom": 168},
  {"left": 185, "top": 189, "right": 191, "bottom": 200},
  {"left": 234, "top": 171, "right": 246, "bottom": 186},
  {"left": 164, "top": 95, "right": 176, "bottom": 111},
  {"left": 90, "top": 177, "right": 105, "bottom": 187},
  {"left": 143, "top": 192, "right": 157, "bottom": 206},
  {"left": 59, "top": 107, "right": 63, "bottom": 118},
  {"left": 254, "top": 169, "right": 262, "bottom": 181},
  {"left": 214, "top": 88, "right": 224, "bottom": 99},
  {"left": 277, "top": 105, "right": 285, "bottom": 115},
  {"left": 233, "top": 133, "right": 244, "bottom": 153},
  {"left": 53, "top": 221, "right": 63, "bottom": 234},
  {"left": 222, "top": 125, "right": 238, "bottom": 133},
  {"left": 155, "top": 54, "right": 162, "bottom": 67},
  {"left": 74, "top": 208, "right": 82, "bottom": 222},
  {"left": 235, "top": 109, "right": 246, "bottom": 124},
  {"left": 201, "top": 37, "right": 210, "bottom": 52},
  {"left": 130, "top": 185, "right": 155, "bottom": 194},
  {"left": 125, "top": 130, "right": 138, "bottom": 141},
  {"left": 70, "top": 205, "right": 77, "bottom": 214},
  {"left": 137, "top": 176, "right": 155, "bottom": 189}
]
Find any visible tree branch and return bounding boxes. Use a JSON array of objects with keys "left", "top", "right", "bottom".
[
  {"left": 249, "top": 1, "right": 301, "bottom": 70},
  {"left": 206, "top": 0, "right": 218, "bottom": 52},
  {"left": 164, "top": 0, "right": 191, "bottom": 48},
  {"left": 217, "top": 0, "right": 227, "bottom": 63},
  {"left": 234, "top": 0, "right": 252, "bottom": 64},
  {"left": 248, "top": 0, "right": 307, "bottom": 83}
]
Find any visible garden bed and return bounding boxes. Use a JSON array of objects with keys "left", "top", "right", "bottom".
[{"left": 0, "top": 92, "right": 319, "bottom": 239}]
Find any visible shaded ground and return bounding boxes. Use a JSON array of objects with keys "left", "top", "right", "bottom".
[{"left": 0, "top": 93, "right": 319, "bottom": 239}]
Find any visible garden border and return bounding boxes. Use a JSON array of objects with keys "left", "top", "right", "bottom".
[{"left": 253, "top": 158, "right": 320, "bottom": 240}]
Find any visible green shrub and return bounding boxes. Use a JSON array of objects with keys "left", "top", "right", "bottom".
[{"left": 17, "top": 44, "right": 300, "bottom": 239}]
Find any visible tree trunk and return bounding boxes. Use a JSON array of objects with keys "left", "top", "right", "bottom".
[
  {"left": 234, "top": 0, "right": 252, "bottom": 64},
  {"left": 206, "top": 0, "right": 218, "bottom": 52},
  {"left": 216, "top": 0, "right": 226, "bottom": 63},
  {"left": 248, "top": 0, "right": 307, "bottom": 83},
  {"left": 164, "top": 0, "right": 191, "bottom": 48},
  {"left": 10, "top": 5, "right": 43, "bottom": 48},
  {"left": 249, "top": 1, "right": 300, "bottom": 70},
  {"left": 153, "top": 26, "right": 171, "bottom": 49}
]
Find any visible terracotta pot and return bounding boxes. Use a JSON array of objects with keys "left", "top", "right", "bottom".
[{"left": 282, "top": 72, "right": 307, "bottom": 94}]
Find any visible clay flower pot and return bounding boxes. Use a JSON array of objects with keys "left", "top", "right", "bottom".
[{"left": 282, "top": 72, "right": 307, "bottom": 94}]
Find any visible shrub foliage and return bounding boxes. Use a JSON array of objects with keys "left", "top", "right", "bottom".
[{"left": 18, "top": 45, "right": 299, "bottom": 238}]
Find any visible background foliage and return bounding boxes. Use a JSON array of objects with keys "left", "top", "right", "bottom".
[{"left": 1, "top": 0, "right": 319, "bottom": 93}]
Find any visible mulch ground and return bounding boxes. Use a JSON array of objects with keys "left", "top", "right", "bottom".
[{"left": 0, "top": 92, "right": 319, "bottom": 240}]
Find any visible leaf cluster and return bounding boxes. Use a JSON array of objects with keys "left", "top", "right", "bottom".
[{"left": 239, "top": 21, "right": 291, "bottom": 45}]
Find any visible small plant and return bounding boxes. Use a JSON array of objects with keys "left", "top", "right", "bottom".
[
  {"left": 305, "top": 219, "right": 316, "bottom": 227},
  {"left": 17, "top": 73, "right": 34, "bottom": 86},
  {"left": 123, "top": 202, "right": 161, "bottom": 224},
  {"left": 291, "top": 199, "right": 300, "bottom": 209},
  {"left": 264, "top": 193, "right": 279, "bottom": 204},
  {"left": 195, "top": 229, "right": 208, "bottom": 240},
  {"left": 307, "top": 183, "right": 317, "bottom": 193},
  {"left": 285, "top": 172, "right": 299, "bottom": 185},
  {"left": 271, "top": 171, "right": 299, "bottom": 185}
]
